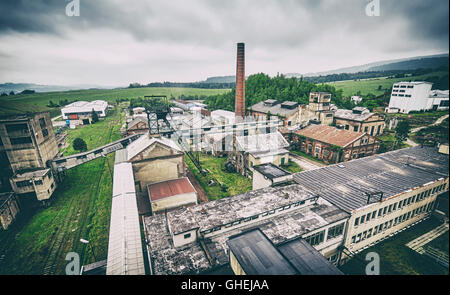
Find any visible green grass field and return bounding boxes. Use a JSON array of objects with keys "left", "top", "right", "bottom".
[
  {"left": 0, "top": 87, "right": 229, "bottom": 117},
  {"left": 185, "top": 154, "right": 252, "bottom": 200},
  {"left": 0, "top": 109, "right": 122, "bottom": 274},
  {"left": 328, "top": 71, "right": 448, "bottom": 97},
  {"left": 339, "top": 217, "right": 449, "bottom": 275}
]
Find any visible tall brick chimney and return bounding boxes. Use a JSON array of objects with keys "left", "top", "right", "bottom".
[{"left": 235, "top": 43, "right": 245, "bottom": 121}]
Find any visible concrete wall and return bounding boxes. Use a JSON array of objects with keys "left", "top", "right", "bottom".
[
  {"left": 252, "top": 169, "right": 273, "bottom": 190},
  {"left": 0, "top": 194, "right": 20, "bottom": 230},
  {"left": 10, "top": 170, "right": 56, "bottom": 201},
  {"left": 344, "top": 177, "right": 448, "bottom": 254},
  {"left": 151, "top": 191, "right": 197, "bottom": 213},
  {"left": 334, "top": 113, "right": 385, "bottom": 136},
  {"left": 388, "top": 83, "right": 433, "bottom": 113},
  {"left": 229, "top": 250, "right": 246, "bottom": 275},
  {"left": 172, "top": 228, "right": 198, "bottom": 248}
]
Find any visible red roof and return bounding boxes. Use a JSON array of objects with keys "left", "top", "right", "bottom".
[
  {"left": 295, "top": 125, "right": 365, "bottom": 148},
  {"left": 147, "top": 177, "right": 196, "bottom": 201}
]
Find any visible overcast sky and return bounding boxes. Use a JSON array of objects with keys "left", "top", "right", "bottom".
[{"left": 0, "top": 0, "right": 448, "bottom": 86}]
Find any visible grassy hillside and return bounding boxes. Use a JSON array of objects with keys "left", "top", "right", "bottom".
[
  {"left": 0, "top": 110, "right": 123, "bottom": 274},
  {"left": 0, "top": 87, "right": 229, "bottom": 117},
  {"left": 328, "top": 71, "right": 448, "bottom": 97}
]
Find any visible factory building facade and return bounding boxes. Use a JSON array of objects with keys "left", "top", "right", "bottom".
[
  {"left": 333, "top": 107, "right": 385, "bottom": 136},
  {"left": 61, "top": 100, "right": 108, "bottom": 124},
  {"left": 0, "top": 112, "right": 59, "bottom": 202},
  {"left": 292, "top": 124, "right": 380, "bottom": 163},
  {"left": 293, "top": 146, "right": 449, "bottom": 261}
]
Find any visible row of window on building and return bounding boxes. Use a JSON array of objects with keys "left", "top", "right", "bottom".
[
  {"left": 351, "top": 201, "right": 435, "bottom": 244},
  {"left": 392, "top": 94, "right": 412, "bottom": 97},
  {"left": 303, "top": 222, "right": 345, "bottom": 247},
  {"left": 354, "top": 184, "right": 446, "bottom": 227},
  {"left": 199, "top": 197, "right": 318, "bottom": 235},
  {"left": 393, "top": 85, "right": 414, "bottom": 89}
]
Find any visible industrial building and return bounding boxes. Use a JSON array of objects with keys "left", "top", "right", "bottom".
[
  {"left": 333, "top": 107, "right": 385, "bottom": 136},
  {"left": 147, "top": 177, "right": 197, "bottom": 214},
  {"left": 210, "top": 110, "right": 235, "bottom": 125},
  {"left": 299, "top": 92, "right": 335, "bottom": 126},
  {"left": 427, "top": 90, "right": 449, "bottom": 111},
  {"left": 106, "top": 161, "right": 146, "bottom": 275},
  {"left": 227, "top": 229, "right": 343, "bottom": 275},
  {"left": 231, "top": 131, "right": 290, "bottom": 175},
  {"left": 126, "top": 117, "right": 149, "bottom": 136},
  {"left": 248, "top": 100, "right": 300, "bottom": 127},
  {"left": 292, "top": 124, "right": 380, "bottom": 163},
  {"left": 61, "top": 100, "right": 108, "bottom": 124},
  {"left": 143, "top": 184, "right": 349, "bottom": 274},
  {"left": 0, "top": 192, "right": 20, "bottom": 230},
  {"left": 0, "top": 112, "right": 59, "bottom": 202},
  {"left": 386, "top": 82, "right": 433, "bottom": 113},
  {"left": 114, "top": 134, "right": 186, "bottom": 215},
  {"left": 293, "top": 146, "right": 449, "bottom": 257},
  {"left": 252, "top": 163, "right": 293, "bottom": 190}
]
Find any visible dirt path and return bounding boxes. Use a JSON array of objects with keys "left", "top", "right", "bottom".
[
  {"left": 407, "top": 113, "right": 449, "bottom": 146},
  {"left": 186, "top": 165, "right": 209, "bottom": 203}
]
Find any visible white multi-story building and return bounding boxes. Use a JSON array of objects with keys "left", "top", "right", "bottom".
[{"left": 386, "top": 82, "right": 433, "bottom": 113}]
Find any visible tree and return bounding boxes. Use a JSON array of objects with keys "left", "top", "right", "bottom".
[
  {"left": 394, "top": 120, "right": 410, "bottom": 149},
  {"left": 73, "top": 138, "right": 87, "bottom": 152},
  {"left": 91, "top": 109, "right": 99, "bottom": 123},
  {"left": 9, "top": 91, "right": 15, "bottom": 96}
]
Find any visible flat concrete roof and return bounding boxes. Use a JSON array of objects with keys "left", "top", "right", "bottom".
[{"left": 253, "top": 163, "right": 291, "bottom": 180}]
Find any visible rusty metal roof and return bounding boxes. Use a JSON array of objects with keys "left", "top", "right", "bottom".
[
  {"left": 295, "top": 124, "right": 365, "bottom": 148},
  {"left": 147, "top": 177, "right": 196, "bottom": 202}
]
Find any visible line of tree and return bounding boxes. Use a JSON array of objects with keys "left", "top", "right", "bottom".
[
  {"left": 203, "top": 73, "right": 350, "bottom": 111},
  {"left": 129, "top": 81, "right": 234, "bottom": 89},
  {"left": 47, "top": 99, "right": 74, "bottom": 108}
]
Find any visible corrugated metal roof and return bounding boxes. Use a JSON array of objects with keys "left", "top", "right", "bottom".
[
  {"left": 249, "top": 100, "right": 299, "bottom": 117},
  {"left": 114, "top": 149, "right": 128, "bottom": 165},
  {"left": 293, "top": 146, "right": 449, "bottom": 212},
  {"left": 147, "top": 177, "right": 196, "bottom": 202},
  {"left": 106, "top": 162, "right": 145, "bottom": 275}
]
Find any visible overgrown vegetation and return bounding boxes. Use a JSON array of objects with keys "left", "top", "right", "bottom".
[
  {"left": 185, "top": 154, "right": 252, "bottom": 200},
  {"left": 0, "top": 109, "right": 123, "bottom": 274},
  {"left": 339, "top": 217, "right": 448, "bottom": 275}
]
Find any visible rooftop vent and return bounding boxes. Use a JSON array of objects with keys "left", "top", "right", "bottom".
[
  {"left": 263, "top": 99, "right": 280, "bottom": 106},
  {"left": 280, "top": 101, "right": 299, "bottom": 109}
]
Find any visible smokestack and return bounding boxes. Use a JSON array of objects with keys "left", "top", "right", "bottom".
[{"left": 235, "top": 43, "right": 245, "bottom": 121}]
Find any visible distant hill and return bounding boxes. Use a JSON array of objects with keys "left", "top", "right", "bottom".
[
  {"left": 202, "top": 76, "right": 236, "bottom": 83},
  {"left": 286, "top": 53, "right": 449, "bottom": 78},
  {"left": 0, "top": 82, "right": 114, "bottom": 94}
]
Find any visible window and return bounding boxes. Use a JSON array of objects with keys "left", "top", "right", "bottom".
[
  {"left": 388, "top": 205, "right": 392, "bottom": 213},
  {"left": 42, "top": 128, "right": 49, "bottom": 137},
  {"left": 364, "top": 126, "right": 369, "bottom": 133},
  {"left": 378, "top": 209, "right": 382, "bottom": 217},
  {"left": 10, "top": 137, "right": 32, "bottom": 145},
  {"left": 382, "top": 206, "right": 387, "bottom": 215},
  {"left": 327, "top": 223, "right": 344, "bottom": 240},
  {"left": 354, "top": 217, "right": 360, "bottom": 226},
  {"left": 34, "top": 180, "right": 43, "bottom": 186},
  {"left": 371, "top": 211, "right": 376, "bottom": 219},
  {"left": 39, "top": 117, "right": 47, "bottom": 128},
  {"left": 16, "top": 180, "right": 31, "bottom": 188},
  {"left": 184, "top": 233, "right": 191, "bottom": 239},
  {"left": 345, "top": 125, "right": 349, "bottom": 130},
  {"left": 305, "top": 230, "right": 325, "bottom": 246},
  {"left": 353, "top": 126, "right": 358, "bottom": 132},
  {"left": 6, "top": 123, "right": 29, "bottom": 134},
  {"left": 393, "top": 203, "right": 397, "bottom": 211},
  {"left": 360, "top": 215, "right": 366, "bottom": 224}
]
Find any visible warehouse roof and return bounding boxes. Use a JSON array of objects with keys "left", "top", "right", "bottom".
[
  {"left": 106, "top": 162, "right": 145, "bottom": 275},
  {"left": 226, "top": 229, "right": 297, "bottom": 275},
  {"left": 147, "top": 177, "right": 196, "bottom": 202},
  {"left": 61, "top": 100, "right": 108, "bottom": 113},
  {"left": 293, "top": 146, "right": 449, "bottom": 212},
  {"left": 295, "top": 125, "right": 366, "bottom": 148},
  {"left": 236, "top": 131, "right": 289, "bottom": 153},
  {"left": 334, "top": 108, "right": 376, "bottom": 122},
  {"left": 277, "top": 239, "right": 344, "bottom": 275},
  {"left": 249, "top": 100, "right": 299, "bottom": 117}
]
